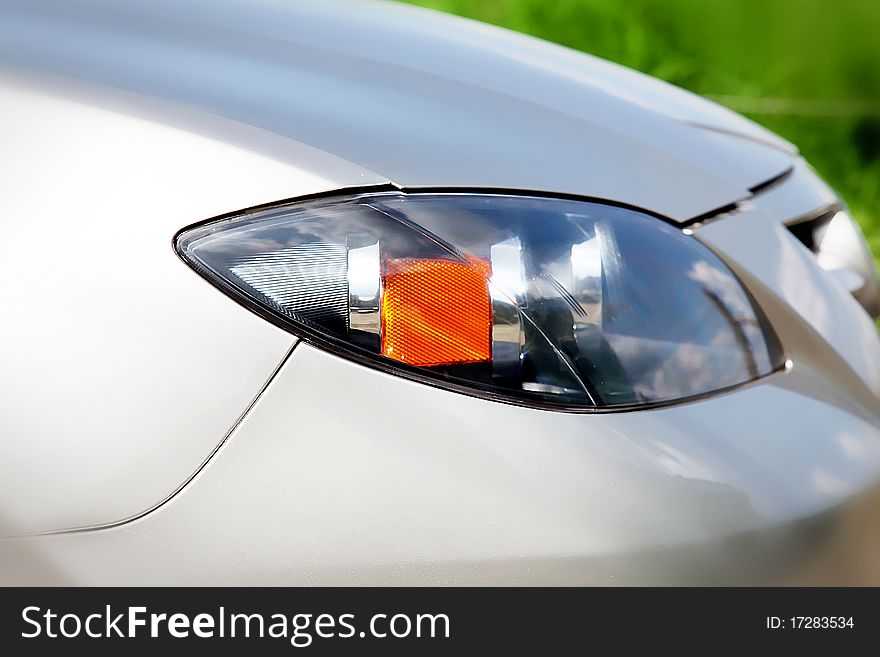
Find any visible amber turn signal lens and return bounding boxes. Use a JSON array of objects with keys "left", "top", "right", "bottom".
[{"left": 381, "top": 257, "right": 492, "bottom": 367}]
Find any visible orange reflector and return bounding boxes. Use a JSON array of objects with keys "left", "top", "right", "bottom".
[{"left": 381, "top": 257, "right": 492, "bottom": 367}]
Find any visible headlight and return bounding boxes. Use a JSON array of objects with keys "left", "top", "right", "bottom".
[
  {"left": 177, "top": 192, "right": 783, "bottom": 410},
  {"left": 788, "top": 208, "right": 880, "bottom": 319}
]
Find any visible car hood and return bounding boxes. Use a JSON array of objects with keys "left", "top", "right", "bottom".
[{"left": 0, "top": 0, "right": 796, "bottom": 221}]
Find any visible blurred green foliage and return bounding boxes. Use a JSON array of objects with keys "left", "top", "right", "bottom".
[{"left": 402, "top": 0, "right": 880, "bottom": 263}]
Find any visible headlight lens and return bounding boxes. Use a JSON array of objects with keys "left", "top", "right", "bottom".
[
  {"left": 177, "top": 192, "right": 783, "bottom": 409},
  {"left": 794, "top": 208, "right": 880, "bottom": 319}
]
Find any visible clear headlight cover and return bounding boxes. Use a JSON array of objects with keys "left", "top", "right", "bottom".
[{"left": 177, "top": 192, "right": 783, "bottom": 410}]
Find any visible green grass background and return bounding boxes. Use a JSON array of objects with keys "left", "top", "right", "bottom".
[{"left": 402, "top": 0, "right": 880, "bottom": 265}]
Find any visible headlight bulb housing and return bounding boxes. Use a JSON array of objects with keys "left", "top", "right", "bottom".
[{"left": 177, "top": 192, "right": 784, "bottom": 410}]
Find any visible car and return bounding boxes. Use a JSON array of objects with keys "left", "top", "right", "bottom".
[{"left": 1, "top": 0, "right": 879, "bottom": 586}]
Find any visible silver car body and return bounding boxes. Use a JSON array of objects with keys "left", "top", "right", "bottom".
[{"left": 1, "top": 0, "right": 879, "bottom": 584}]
